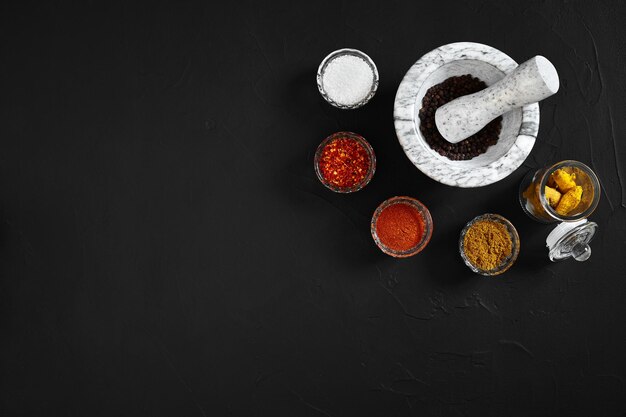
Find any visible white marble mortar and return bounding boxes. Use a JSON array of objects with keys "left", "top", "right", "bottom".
[{"left": 393, "top": 42, "right": 540, "bottom": 187}]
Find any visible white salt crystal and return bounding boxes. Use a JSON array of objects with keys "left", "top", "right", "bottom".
[{"left": 322, "top": 54, "right": 374, "bottom": 106}]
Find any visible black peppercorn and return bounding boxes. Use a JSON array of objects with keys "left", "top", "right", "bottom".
[{"left": 419, "top": 75, "right": 502, "bottom": 160}]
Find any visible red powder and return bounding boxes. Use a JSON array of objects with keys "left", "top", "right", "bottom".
[{"left": 375, "top": 203, "right": 425, "bottom": 252}]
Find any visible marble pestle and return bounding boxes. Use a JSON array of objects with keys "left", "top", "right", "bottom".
[{"left": 435, "top": 56, "right": 559, "bottom": 144}]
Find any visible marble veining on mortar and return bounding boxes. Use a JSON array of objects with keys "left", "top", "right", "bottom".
[{"left": 394, "top": 42, "right": 540, "bottom": 187}]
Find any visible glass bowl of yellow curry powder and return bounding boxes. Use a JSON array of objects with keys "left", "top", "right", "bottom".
[{"left": 459, "top": 214, "right": 520, "bottom": 276}]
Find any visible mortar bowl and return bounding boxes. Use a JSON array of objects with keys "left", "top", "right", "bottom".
[{"left": 393, "top": 42, "right": 539, "bottom": 187}]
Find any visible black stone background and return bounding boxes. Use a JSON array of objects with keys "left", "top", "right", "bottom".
[{"left": 1, "top": 1, "right": 626, "bottom": 416}]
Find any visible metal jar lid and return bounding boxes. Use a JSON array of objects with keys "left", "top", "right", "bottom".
[{"left": 546, "top": 219, "right": 598, "bottom": 262}]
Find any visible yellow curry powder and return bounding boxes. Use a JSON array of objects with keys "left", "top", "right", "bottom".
[{"left": 463, "top": 220, "right": 513, "bottom": 271}]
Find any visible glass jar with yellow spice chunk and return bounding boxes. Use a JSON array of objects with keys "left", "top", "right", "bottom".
[
  {"left": 459, "top": 214, "right": 520, "bottom": 276},
  {"left": 518, "top": 160, "right": 601, "bottom": 223}
]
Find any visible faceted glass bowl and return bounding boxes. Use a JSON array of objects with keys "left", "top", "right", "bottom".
[
  {"left": 317, "top": 48, "right": 379, "bottom": 109},
  {"left": 314, "top": 132, "right": 376, "bottom": 193},
  {"left": 459, "top": 213, "right": 520, "bottom": 276},
  {"left": 370, "top": 196, "right": 433, "bottom": 258}
]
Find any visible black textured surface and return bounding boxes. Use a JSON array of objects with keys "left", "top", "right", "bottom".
[{"left": 1, "top": 1, "right": 626, "bottom": 416}]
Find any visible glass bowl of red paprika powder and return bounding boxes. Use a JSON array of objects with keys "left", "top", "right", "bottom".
[
  {"left": 371, "top": 196, "right": 433, "bottom": 258},
  {"left": 314, "top": 131, "right": 376, "bottom": 193}
]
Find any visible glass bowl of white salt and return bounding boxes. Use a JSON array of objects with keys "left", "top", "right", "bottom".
[{"left": 317, "top": 48, "right": 379, "bottom": 109}]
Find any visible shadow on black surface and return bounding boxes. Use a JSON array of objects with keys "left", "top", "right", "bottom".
[{"left": 419, "top": 223, "right": 476, "bottom": 286}]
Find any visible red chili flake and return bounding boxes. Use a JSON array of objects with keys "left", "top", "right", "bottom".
[{"left": 319, "top": 137, "right": 371, "bottom": 189}]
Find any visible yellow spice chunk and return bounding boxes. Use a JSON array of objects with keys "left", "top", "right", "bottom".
[
  {"left": 551, "top": 169, "right": 577, "bottom": 192},
  {"left": 544, "top": 186, "right": 562, "bottom": 208},
  {"left": 522, "top": 183, "right": 535, "bottom": 200},
  {"left": 555, "top": 185, "right": 583, "bottom": 216},
  {"left": 522, "top": 183, "right": 542, "bottom": 214}
]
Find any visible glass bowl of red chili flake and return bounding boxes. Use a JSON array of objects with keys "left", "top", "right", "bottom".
[
  {"left": 371, "top": 196, "right": 433, "bottom": 258},
  {"left": 314, "top": 131, "right": 376, "bottom": 193}
]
